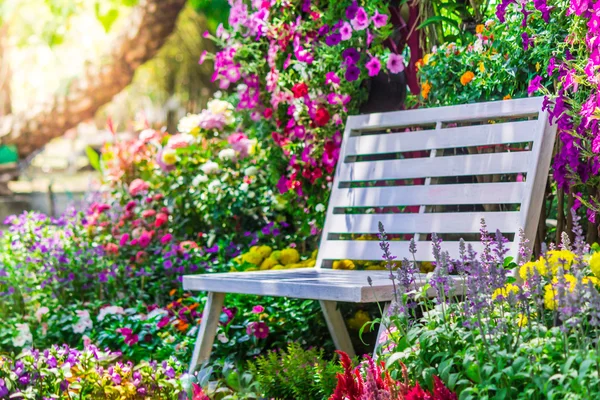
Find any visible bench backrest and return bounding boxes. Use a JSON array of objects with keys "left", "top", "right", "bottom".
[{"left": 315, "top": 97, "right": 556, "bottom": 268}]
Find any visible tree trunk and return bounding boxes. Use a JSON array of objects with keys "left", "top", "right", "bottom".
[
  {"left": 0, "top": 0, "right": 186, "bottom": 159},
  {"left": 0, "top": 24, "right": 11, "bottom": 117}
]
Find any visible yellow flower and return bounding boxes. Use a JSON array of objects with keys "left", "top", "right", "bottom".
[
  {"left": 492, "top": 283, "right": 520, "bottom": 300},
  {"left": 333, "top": 259, "right": 356, "bottom": 270},
  {"left": 271, "top": 265, "right": 285, "bottom": 270},
  {"left": 544, "top": 284, "right": 556, "bottom": 310},
  {"left": 503, "top": 94, "right": 512, "bottom": 100},
  {"left": 241, "top": 252, "right": 263, "bottom": 266},
  {"left": 366, "top": 264, "right": 386, "bottom": 271},
  {"left": 536, "top": 62, "right": 541, "bottom": 72},
  {"left": 460, "top": 71, "right": 475, "bottom": 86},
  {"left": 260, "top": 257, "right": 279, "bottom": 270},
  {"left": 271, "top": 250, "right": 281, "bottom": 261},
  {"left": 256, "top": 245, "right": 272, "bottom": 258},
  {"left": 584, "top": 276, "right": 600, "bottom": 286},
  {"left": 517, "top": 313, "right": 528, "bottom": 327},
  {"left": 590, "top": 252, "right": 600, "bottom": 278},
  {"left": 546, "top": 250, "right": 575, "bottom": 274},
  {"left": 519, "top": 258, "right": 547, "bottom": 280},
  {"left": 347, "top": 310, "right": 371, "bottom": 330},
  {"left": 301, "top": 259, "right": 316, "bottom": 268},
  {"left": 279, "top": 248, "right": 300, "bottom": 265},
  {"left": 478, "top": 62, "right": 485, "bottom": 73},
  {"left": 475, "top": 24, "right": 484, "bottom": 34},
  {"left": 423, "top": 53, "right": 432, "bottom": 65},
  {"left": 420, "top": 262, "right": 435, "bottom": 273},
  {"left": 161, "top": 149, "right": 177, "bottom": 165},
  {"left": 311, "top": 249, "right": 318, "bottom": 259}
]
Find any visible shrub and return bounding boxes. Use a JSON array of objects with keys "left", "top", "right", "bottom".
[{"left": 248, "top": 342, "right": 341, "bottom": 399}]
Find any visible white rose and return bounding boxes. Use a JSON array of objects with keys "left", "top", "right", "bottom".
[
  {"left": 244, "top": 166, "right": 258, "bottom": 176},
  {"left": 200, "top": 161, "right": 220, "bottom": 174},
  {"left": 177, "top": 114, "right": 201, "bottom": 134},
  {"left": 192, "top": 174, "right": 209, "bottom": 186},
  {"left": 208, "top": 180, "right": 222, "bottom": 193},
  {"left": 240, "top": 183, "right": 249, "bottom": 192},
  {"left": 315, "top": 203, "right": 325, "bottom": 212},
  {"left": 218, "top": 148, "right": 237, "bottom": 161}
]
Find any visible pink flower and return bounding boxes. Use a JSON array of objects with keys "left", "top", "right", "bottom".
[
  {"left": 252, "top": 305, "right": 265, "bottom": 314},
  {"left": 139, "top": 231, "right": 152, "bottom": 248},
  {"left": 155, "top": 213, "right": 168, "bottom": 228},
  {"left": 351, "top": 7, "right": 369, "bottom": 30},
  {"left": 246, "top": 321, "right": 270, "bottom": 339},
  {"left": 386, "top": 53, "right": 405, "bottom": 74},
  {"left": 129, "top": 179, "right": 149, "bottom": 197},
  {"left": 119, "top": 233, "right": 130, "bottom": 247},
  {"left": 157, "top": 315, "right": 171, "bottom": 329},
  {"left": 167, "top": 134, "right": 193, "bottom": 149},
  {"left": 325, "top": 71, "right": 340, "bottom": 85},
  {"left": 198, "top": 50, "right": 208, "bottom": 65},
  {"left": 340, "top": 21, "right": 352, "bottom": 40},
  {"left": 117, "top": 328, "right": 139, "bottom": 346},
  {"left": 141, "top": 209, "right": 156, "bottom": 218},
  {"left": 365, "top": 56, "right": 381, "bottom": 77},
  {"left": 372, "top": 10, "right": 388, "bottom": 28},
  {"left": 160, "top": 234, "right": 173, "bottom": 244}
]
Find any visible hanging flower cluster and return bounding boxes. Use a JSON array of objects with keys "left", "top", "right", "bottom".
[
  {"left": 202, "top": 0, "right": 399, "bottom": 205},
  {"left": 500, "top": 0, "right": 600, "bottom": 216}
]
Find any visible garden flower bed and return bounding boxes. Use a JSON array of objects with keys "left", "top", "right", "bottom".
[{"left": 2, "top": 0, "right": 600, "bottom": 398}]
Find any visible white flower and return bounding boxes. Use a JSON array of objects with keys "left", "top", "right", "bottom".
[
  {"left": 13, "top": 323, "right": 32, "bottom": 347},
  {"left": 207, "top": 99, "right": 235, "bottom": 124},
  {"left": 240, "top": 183, "right": 249, "bottom": 192},
  {"left": 200, "top": 161, "right": 220, "bottom": 174},
  {"left": 192, "top": 174, "right": 209, "bottom": 186},
  {"left": 208, "top": 180, "right": 222, "bottom": 193},
  {"left": 177, "top": 113, "right": 202, "bottom": 133},
  {"left": 97, "top": 306, "right": 125, "bottom": 322},
  {"left": 473, "top": 38, "right": 483, "bottom": 53},
  {"left": 217, "top": 333, "right": 229, "bottom": 343},
  {"left": 244, "top": 166, "right": 258, "bottom": 176},
  {"left": 35, "top": 306, "right": 49, "bottom": 322},
  {"left": 248, "top": 191, "right": 255, "bottom": 199},
  {"left": 218, "top": 148, "right": 237, "bottom": 161},
  {"left": 315, "top": 203, "right": 325, "bottom": 212},
  {"left": 147, "top": 308, "right": 169, "bottom": 320},
  {"left": 73, "top": 310, "right": 93, "bottom": 334},
  {"left": 139, "top": 129, "right": 157, "bottom": 141}
]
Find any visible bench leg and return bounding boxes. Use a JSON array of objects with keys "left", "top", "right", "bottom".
[
  {"left": 189, "top": 292, "right": 225, "bottom": 373},
  {"left": 374, "top": 302, "right": 391, "bottom": 359},
  {"left": 319, "top": 300, "right": 356, "bottom": 358}
]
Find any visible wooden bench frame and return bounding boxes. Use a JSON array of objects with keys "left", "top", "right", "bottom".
[{"left": 183, "top": 97, "right": 556, "bottom": 372}]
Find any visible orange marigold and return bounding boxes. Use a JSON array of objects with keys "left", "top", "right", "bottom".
[
  {"left": 475, "top": 24, "right": 484, "bottom": 34},
  {"left": 503, "top": 94, "right": 512, "bottom": 100},
  {"left": 421, "top": 81, "right": 431, "bottom": 99},
  {"left": 415, "top": 58, "right": 424, "bottom": 69},
  {"left": 460, "top": 71, "right": 475, "bottom": 86}
]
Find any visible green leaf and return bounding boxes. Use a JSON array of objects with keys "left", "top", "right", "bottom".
[
  {"left": 417, "top": 16, "right": 460, "bottom": 31},
  {"left": 95, "top": 3, "right": 119, "bottom": 33},
  {"left": 85, "top": 146, "right": 101, "bottom": 172}
]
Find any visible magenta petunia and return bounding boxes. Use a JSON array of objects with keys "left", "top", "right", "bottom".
[
  {"left": 527, "top": 75, "right": 543, "bottom": 96},
  {"left": 325, "top": 71, "right": 340, "bottom": 85},
  {"left": 252, "top": 305, "right": 265, "bottom": 314},
  {"left": 386, "top": 53, "right": 405, "bottom": 74},
  {"left": 365, "top": 56, "right": 382, "bottom": 77},
  {"left": 351, "top": 7, "right": 369, "bottom": 30},
  {"left": 372, "top": 10, "right": 388, "bottom": 28}
]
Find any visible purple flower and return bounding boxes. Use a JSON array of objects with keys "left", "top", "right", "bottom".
[
  {"left": 351, "top": 7, "right": 369, "bottom": 30},
  {"left": 386, "top": 53, "right": 405, "bottom": 74},
  {"left": 547, "top": 57, "right": 557, "bottom": 75},
  {"left": 340, "top": 21, "right": 352, "bottom": 40},
  {"left": 527, "top": 75, "right": 543, "bottom": 96},
  {"left": 372, "top": 10, "right": 388, "bottom": 27},
  {"left": 346, "top": 1, "right": 359, "bottom": 19},
  {"left": 521, "top": 32, "right": 533, "bottom": 51},
  {"left": 325, "top": 71, "right": 340, "bottom": 85},
  {"left": 342, "top": 47, "right": 360, "bottom": 65},
  {"left": 344, "top": 65, "right": 361, "bottom": 81},
  {"left": 325, "top": 33, "right": 342, "bottom": 46},
  {"left": 568, "top": 0, "right": 590, "bottom": 15},
  {"left": 365, "top": 56, "right": 381, "bottom": 77}
]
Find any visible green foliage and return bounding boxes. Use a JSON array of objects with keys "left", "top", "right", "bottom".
[{"left": 248, "top": 342, "right": 341, "bottom": 400}]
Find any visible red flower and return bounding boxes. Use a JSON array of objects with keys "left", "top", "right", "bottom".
[
  {"left": 246, "top": 321, "right": 270, "bottom": 339},
  {"left": 314, "top": 107, "right": 331, "bottom": 126},
  {"left": 104, "top": 243, "right": 119, "bottom": 255},
  {"left": 155, "top": 213, "right": 168, "bottom": 228},
  {"left": 291, "top": 82, "right": 308, "bottom": 98},
  {"left": 263, "top": 108, "right": 273, "bottom": 119}
]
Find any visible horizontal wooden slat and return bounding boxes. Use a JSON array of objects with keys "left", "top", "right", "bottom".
[
  {"left": 327, "top": 211, "right": 522, "bottom": 234},
  {"left": 183, "top": 269, "right": 464, "bottom": 302},
  {"left": 330, "top": 182, "right": 525, "bottom": 208},
  {"left": 318, "top": 240, "right": 517, "bottom": 262},
  {"left": 346, "top": 97, "right": 543, "bottom": 132},
  {"left": 337, "top": 151, "right": 531, "bottom": 182},
  {"left": 345, "top": 120, "right": 538, "bottom": 157}
]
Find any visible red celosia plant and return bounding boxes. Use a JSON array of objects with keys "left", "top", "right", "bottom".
[{"left": 329, "top": 351, "right": 456, "bottom": 400}]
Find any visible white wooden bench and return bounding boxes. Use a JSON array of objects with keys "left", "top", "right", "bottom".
[{"left": 183, "top": 97, "right": 556, "bottom": 372}]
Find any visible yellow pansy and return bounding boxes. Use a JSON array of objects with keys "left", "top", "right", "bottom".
[
  {"left": 279, "top": 248, "right": 300, "bottom": 265},
  {"left": 590, "top": 252, "right": 600, "bottom": 278}
]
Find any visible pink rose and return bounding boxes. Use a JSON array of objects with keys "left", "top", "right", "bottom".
[{"left": 129, "top": 179, "right": 149, "bottom": 197}]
